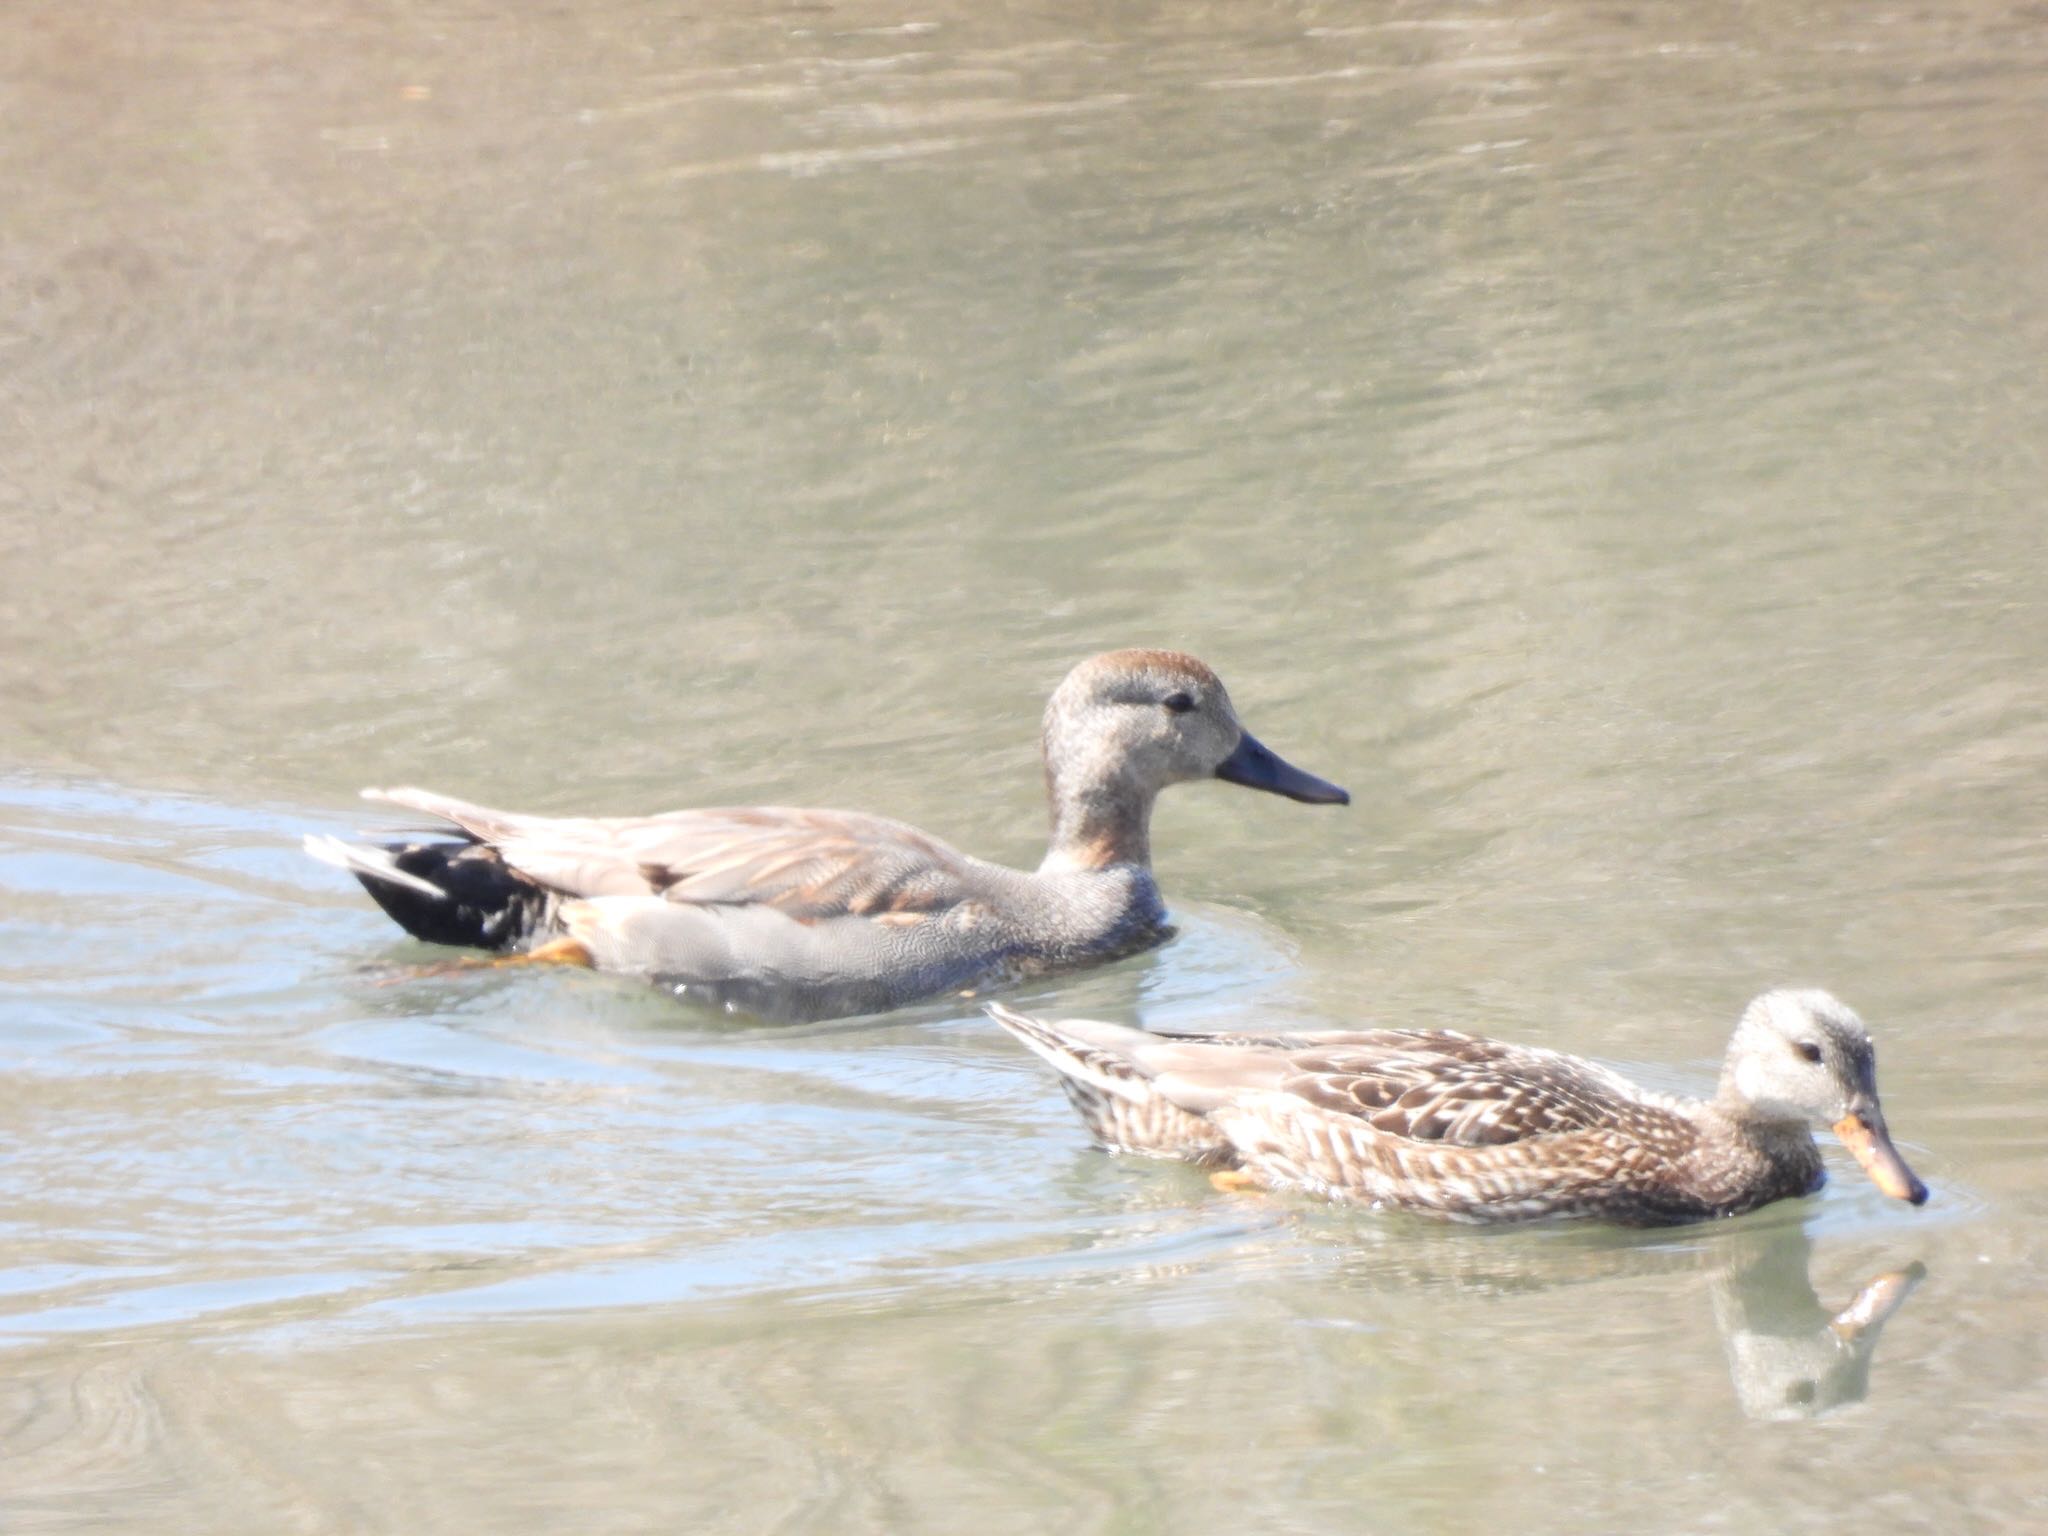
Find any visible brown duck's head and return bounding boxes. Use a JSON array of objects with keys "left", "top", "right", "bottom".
[
  {"left": 1041, "top": 649, "right": 1350, "bottom": 815},
  {"left": 1721, "top": 989, "right": 1929, "bottom": 1207}
]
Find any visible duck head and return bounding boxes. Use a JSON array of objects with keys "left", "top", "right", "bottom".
[
  {"left": 1717, "top": 989, "right": 1928, "bottom": 1206},
  {"left": 1039, "top": 649, "right": 1348, "bottom": 872}
]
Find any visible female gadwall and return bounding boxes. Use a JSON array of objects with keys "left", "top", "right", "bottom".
[
  {"left": 306, "top": 649, "right": 1347, "bottom": 1019},
  {"left": 988, "top": 989, "right": 1929, "bottom": 1225}
]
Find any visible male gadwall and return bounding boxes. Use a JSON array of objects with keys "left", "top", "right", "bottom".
[
  {"left": 306, "top": 649, "right": 1347, "bottom": 1019},
  {"left": 988, "top": 988, "right": 1929, "bottom": 1225}
]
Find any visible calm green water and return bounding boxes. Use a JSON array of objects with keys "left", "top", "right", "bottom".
[{"left": 5, "top": 1, "right": 2048, "bottom": 1529}]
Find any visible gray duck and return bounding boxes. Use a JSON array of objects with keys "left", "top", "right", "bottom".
[{"left": 306, "top": 649, "right": 1347, "bottom": 1020}]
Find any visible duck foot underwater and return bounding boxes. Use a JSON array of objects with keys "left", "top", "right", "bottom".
[{"left": 365, "top": 935, "right": 596, "bottom": 987}]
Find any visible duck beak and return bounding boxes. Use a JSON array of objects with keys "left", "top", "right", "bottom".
[
  {"left": 1832, "top": 1106, "right": 1929, "bottom": 1206},
  {"left": 1213, "top": 730, "right": 1350, "bottom": 805}
]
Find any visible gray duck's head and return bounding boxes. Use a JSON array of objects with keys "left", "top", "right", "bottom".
[
  {"left": 1038, "top": 650, "right": 1347, "bottom": 869},
  {"left": 1719, "top": 988, "right": 1928, "bottom": 1206}
]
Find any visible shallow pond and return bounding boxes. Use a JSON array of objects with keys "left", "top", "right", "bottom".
[{"left": 4, "top": 2, "right": 2048, "bottom": 1529}]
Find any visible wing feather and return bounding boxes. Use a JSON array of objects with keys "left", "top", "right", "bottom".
[
  {"left": 363, "top": 790, "right": 976, "bottom": 922},
  {"left": 1155, "top": 1031, "right": 1663, "bottom": 1151}
]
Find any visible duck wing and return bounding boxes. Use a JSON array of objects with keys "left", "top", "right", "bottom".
[
  {"left": 1166, "top": 1032, "right": 1708, "bottom": 1219},
  {"left": 363, "top": 787, "right": 979, "bottom": 922},
  {"left": 1151, "top": 1031, "right": 1664, "bottom": 1150}
]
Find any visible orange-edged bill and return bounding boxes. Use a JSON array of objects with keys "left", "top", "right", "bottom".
[{"left": 1832, "top": 1111, "right": 1929, "bottom": 1205}]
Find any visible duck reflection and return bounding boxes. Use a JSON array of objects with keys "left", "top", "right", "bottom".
[
  {"left": 1281, "top": 1213, "right": 1925, "bottom": 1422},
  {"left": 1710, "top": 1225, "right": 1925, "bottom": 1421}
]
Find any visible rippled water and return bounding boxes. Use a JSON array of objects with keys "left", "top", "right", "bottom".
[{"left": 6, "top": 1, "right": 2048, "bottom": 1529}]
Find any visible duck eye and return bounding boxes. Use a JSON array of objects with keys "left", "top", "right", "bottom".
[
  {"left": 1795, "top": 1041, "right": 1823, "bottom": 1064},
  {"left": 1162, "top": 692, "right": 1196, "bottom": 714}
]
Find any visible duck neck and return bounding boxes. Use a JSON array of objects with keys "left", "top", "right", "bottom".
[
  {"left": 1706, "top": 1096, "right": 1810, "bottom": 1148},
  {"left": 1709, "top": 1073, "right": 1789, "bottom": 1132},
  {"left": 1699, "top": 1093, "right": 1824, "bottom": 1195},
  {"left": 1039, "top": 766, "right": 1158, "bottom": 874}
]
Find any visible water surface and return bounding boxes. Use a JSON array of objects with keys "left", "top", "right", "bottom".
[{"left": 5, "top": 2, "right": 2048, "bottom": 1530}]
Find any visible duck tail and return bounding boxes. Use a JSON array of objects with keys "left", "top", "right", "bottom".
[
  {"left": 984, "top": 1004, "right": 1155, "bottom": 1103},
  {"left": 304, "top": 833, "right": 552, "bottom": 952},
  {"left": 986, "top": 1004, "right": 1239, "bottom": 1166}
]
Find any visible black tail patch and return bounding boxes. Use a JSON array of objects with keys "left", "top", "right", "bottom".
[{"left": 356, "top": 841, "right": 553, "bottom": 952}]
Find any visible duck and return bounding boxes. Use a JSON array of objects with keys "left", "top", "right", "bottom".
[
  {"left": 305, "top": 648, "right": 1348, "bottom": 1020},
  {"left": 987, "top": 988, "right": 1930, "bottom": 1225}
]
